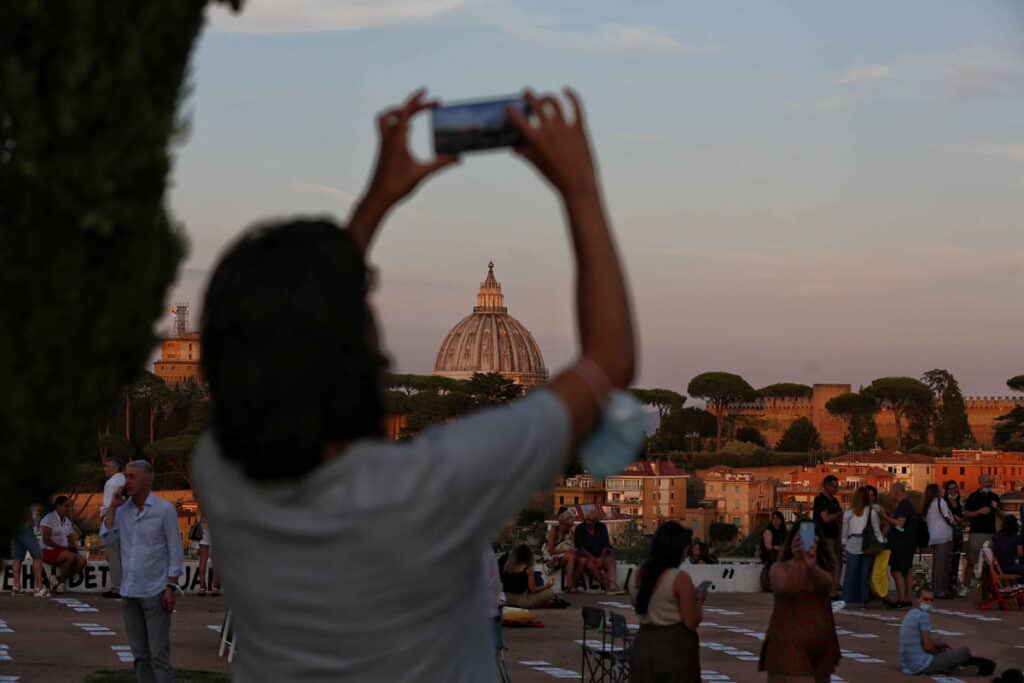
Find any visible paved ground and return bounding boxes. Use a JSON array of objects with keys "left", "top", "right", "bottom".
[{"left": 0, "top": 591, "right": 1021, "bottom": 682}]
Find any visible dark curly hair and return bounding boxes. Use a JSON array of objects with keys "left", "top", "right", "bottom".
[{"left": 202, "top": 218, "right": 388, "bottom": 481}]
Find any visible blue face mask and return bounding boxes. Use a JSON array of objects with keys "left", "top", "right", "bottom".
[
  {"left": 919, "top": 602, "right": 932, "bottom": 612},
  {"left": 579, "top": 390, "right": 651, "bottom": 481}
]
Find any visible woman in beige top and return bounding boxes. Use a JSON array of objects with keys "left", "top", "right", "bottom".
[{"left": 630, "top": 522, "right": 703, "bottom": 683}]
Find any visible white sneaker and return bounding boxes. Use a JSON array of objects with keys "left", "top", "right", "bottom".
[
  {"left": 33, "top": 587, "right": 51, "bottom": 598},
  {"left": 53, "top": 582, "right": 65, "bottom": 594},
  {"left": 831, "top": 600, "right": 846, "bottom": 611}
]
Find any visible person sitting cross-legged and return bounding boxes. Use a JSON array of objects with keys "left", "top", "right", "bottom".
[
  {"left": 899, "top": 586, "right": 995, "bottom": 676},
  {"left": 501, "top": 544, "right": 564, "bottom": 609},
  {"left": 574, "top": 507, "right": 621, "bottom": 593}
]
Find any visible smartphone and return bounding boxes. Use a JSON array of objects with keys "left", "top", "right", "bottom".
[
  {"left": 798, "top": 520, "right": 816, "bottom": 551},
  {"left": 695, "top": 580, "right": 713, "bottom": 594},
  {"left": 432, "top": 96, "right": 530, "bottom": 155}
]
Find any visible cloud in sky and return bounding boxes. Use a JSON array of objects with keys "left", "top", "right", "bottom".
[
  {"left": 209, "top": 0, "right": 471, "bottom": 33},
  {"left": 289, "top": 181, "right": 359, "bottom": 203},
  {"left": 961, "top": 142, "right": 1024, "bottom": 162},
  {"left": 943, "top": 54, "right": 1024, "bottom": 100},
  {"left": 837, "top": 64, "right": 892, "bottom": 84},
  {"left": 786, "top": 95, "right": 857, "bottom": 114}
]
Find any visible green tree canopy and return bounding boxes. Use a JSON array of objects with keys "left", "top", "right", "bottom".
[
  {"left": 863, "top": 377, "right": 933, "bottom": 449},
  {"left": 735, "top": 427, "right": 767, "bottom": 447},
  {"left": 757, "top": 383, "right": 813, "bottom": 399},
  {"left": 825, "top": 391, "right": 879, "bottom": 452},
  {"left": 648, "top": 407, "right": 717, "bottom": 451},
  {"left": 687, "top": 372, "right": 755, "bottom": 450},
  {"left": 466, "top": 372, "right": 523, "bottom": 406},
  {"left": 0, "top": 0, "right": 239, "bottom": 533},
  {"left": 775, "top": 417, "right": 822, "bottom": 452},
  {"left": 1008, "top": 376, "right": 1024, "bottom": 393},
  {"left": 922, "top": 369, "right": 973, "bottom": 448},
  {"left": 994, "top": 407, "right": 1024, "bottom": 447},
  {"left": 631, "top": 388, "right": 686, "bottom": 418}
]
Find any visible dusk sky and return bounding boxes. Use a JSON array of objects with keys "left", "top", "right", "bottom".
[{"left": 163, "top": 1, "right": 1024, "bottom": 397}]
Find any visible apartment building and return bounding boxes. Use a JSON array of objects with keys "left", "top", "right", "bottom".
[{"left": 698, "top": 466, "right": 776, "bottom": 536}]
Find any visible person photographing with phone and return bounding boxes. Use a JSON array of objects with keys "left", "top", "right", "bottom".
[
  {"left": 192, "top": 87, "right": 639, "bottom": 681},
  {"left": 101, "top": 459, "right": 184, "bottom": 683},
  {"left": 759, "top": 519, "right": 841, "bottom": 683},
  {"left": 630, "top": 522, "right": 704, "bottom": 683}
]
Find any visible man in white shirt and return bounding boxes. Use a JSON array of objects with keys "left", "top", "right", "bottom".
[
  {"left": 102, "top": 460, "right": 185, "bottom": 683},
  {"left": 194, "top": 88, "right": 636, "bottom": 681},
  {"left": 40, "top": 495, "right": 86, "bottom": 592},
  {"left": 100, "top": 457, "right": 127, "bottom": 598}
]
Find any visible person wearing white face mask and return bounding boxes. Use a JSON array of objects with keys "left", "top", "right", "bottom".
[
  {"left": 898, "top": 586, "right": 994, "bottom": 675},
  {"left": 964, "top": 474, "right": 1003, "bottom": 588}
]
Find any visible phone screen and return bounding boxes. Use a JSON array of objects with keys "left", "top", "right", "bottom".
[
  {"left": 432, "top": 96, "right": 529, "bottom": 155},
  {"left": 799, "top": 520, "right": 816, "bottom": 551}
]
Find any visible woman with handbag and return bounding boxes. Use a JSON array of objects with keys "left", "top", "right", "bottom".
[
  {"left": 841, "top": 487, "right": 884, "bottom": 607},
  {"left": 927, "top": 482, "right": 957, "bottom": 599},
  {"left": 943, "top": 481, "right": 966, "bottom": 597}
]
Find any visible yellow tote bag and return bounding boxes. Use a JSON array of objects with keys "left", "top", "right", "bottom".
[{"left": 871, "top": 549, "right": 892, "bottom": 598}]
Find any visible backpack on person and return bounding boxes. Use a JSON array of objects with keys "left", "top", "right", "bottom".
[{"left": 188, "top": 522, "right": 204, "bottom": 542}]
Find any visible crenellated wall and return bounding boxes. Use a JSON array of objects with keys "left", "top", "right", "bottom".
[{"left": 733, "top": 383, "right": 1023, "bottom": 449}]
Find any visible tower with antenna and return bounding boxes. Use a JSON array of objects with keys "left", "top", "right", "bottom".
[{"left": 171, "top": 303, "right": 190, "bottom": 338}]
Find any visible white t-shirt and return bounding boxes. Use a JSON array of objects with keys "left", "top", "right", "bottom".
[
  {"left": 926, "top": 498, "right": 954, "bottom": 545},
  {"left": 842, "top": 507, "right": 883, "bottom": 555},
  {"left": 40, "top": 511, "right": 73, "bottom": 548},
  {"left": 193, "top": 389, "right": 570, "bottom": 683},
  {"left": 101, "top": 472, "right": 127, "bottom": 518}
]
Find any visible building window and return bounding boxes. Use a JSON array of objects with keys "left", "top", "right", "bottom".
[
  {"left": 901, "top": 467, "right": 908, "bottom": 474},
  {"left": 574, "top": 496, "right": 579, "bottom": 504},
  {"left": 708, "top": 485, "right": 715, "bottom": 493},
  {"left": 732, "top": 517, "right": 741, "bottom": 527},
  {"left": 734, "top": 486, "right": 740, "bottom": 494},
  {"left": 942, "top": 467, "right": 948, "bottom": 474},
  {"left": 960, "top": 481, "right": 965, "bottom": 489},
  {"left": 734, "top": 501, "right": 740, "bottom": 510},
  {"left": 960, "top": 467, "right": 965, "bottom": 475},
  {"left": 559, "top": 496, "right": 564, "bottom": 505}
]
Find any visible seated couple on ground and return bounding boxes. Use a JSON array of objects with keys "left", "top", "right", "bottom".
[{"left": 545, "top": 507, "right": 622, "bottom": 594}]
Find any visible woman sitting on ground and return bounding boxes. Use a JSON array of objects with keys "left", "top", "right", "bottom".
[
  {"left": 630, "top": 522, "right": 703, "bottom": 683},
  {"left": 543, "top": 509, "right": 578, "bottom": 592},
  {"left": 759, "top": 523, "right": 841, "bottom": 683},
  {"left": 501, "top": 544, "right": 563, "bottom": 609}
]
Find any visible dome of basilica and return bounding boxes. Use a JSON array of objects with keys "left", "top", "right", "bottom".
[{"left": 433, "top": 262, "right": 548, "bottom": 387}]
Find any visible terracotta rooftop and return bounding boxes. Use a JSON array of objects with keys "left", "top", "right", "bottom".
[{"left": 827, "top": 451, "right": 935, "bottom": 465}]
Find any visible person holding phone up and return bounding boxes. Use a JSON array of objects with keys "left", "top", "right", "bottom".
[
  {"left": 630, "top": 522, "right": 704, "bottom": 683},
  {"left": 759, "top": 521, "right": 841, "bottom": 683}
]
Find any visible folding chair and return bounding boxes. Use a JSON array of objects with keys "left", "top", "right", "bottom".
[
  {"left": 218, "top": 609, "right": 237, "bottom": 663},
  {"left": 979, "top": 545, "right": 1024, "bottom": 610},
  {"left": 606, "top": 611, "right": 633, "bottom": 682},
  {"left": 581, "top": 606, "right": 611, "bottom": 682}
]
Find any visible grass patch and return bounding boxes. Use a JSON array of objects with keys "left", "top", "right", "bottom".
[{"left": 84, "top": 671, "right": 229, "bottom": 683}]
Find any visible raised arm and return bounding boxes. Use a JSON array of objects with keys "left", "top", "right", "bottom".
[
  {"left": 348, "top": 89, "right": 459, "bottom": 253},
  {"left": 507, "top": 89, "right": 636, "bottom": 447}
]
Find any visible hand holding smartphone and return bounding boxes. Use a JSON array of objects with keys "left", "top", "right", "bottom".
[
  {"left": 798, "top": 520, "right": 816, "bottom": 553},
  {"left": 432, "top": 95, "right": 530, "bottom": 155}
]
